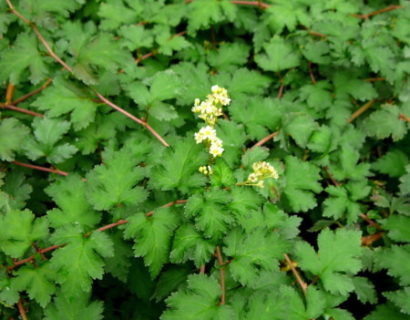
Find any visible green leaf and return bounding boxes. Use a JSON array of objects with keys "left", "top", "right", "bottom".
[
  {"left": 224, "top": 228, "right": 288, "bottom": 286},
  {"left": 282, "top": 156, "right": 322, "bottom": 212},
  {"left": 352, "top": 276, "right": 377, "bottom": 304},
  {"left": 187, "top": 0, "right": 237, "bottom": 34},
  {"left": 384, "top": 288, "right": 410, "bottom": 315},
  {"left": 241, "top": 147, "right": 269, "bottom": 168},
  {"left": 383, "top": 215, "right": 410, "bottom": 242},
  {"left": 24, "top": 117, "right": 78, "bottom": 163},
  {"left": 362, "top": 104, "right": 408, "bottom": 141},
  {"left": 162, "top": 274, "right": 235, "bottom": 320},
  {"left": 170, "top": 224, "right": 215, "bottom": 267},
  {"left": 50, "top": 230, "right": 114, "bottom": 296},
  {"left": 255, "top": 36, "right": 300, "bottom": 72},
  {"left": 285, "top": 114, "right": 318, "bottom": 148},
  {"left": 98, "top": 0, "right": 140, "bottom": 30},
  {"left": 150, "top": 138, "right": 208, "bottom": 193},
  {"left": 323, "top": 181, "right": 371, "bottom": 223},
  {"left": 373, "top": 150, "right": 409, "bottom": 178},
  {"left": 375, "top": 245, "right": 410, "bottom": 286},
  {"left": 210, "top": 158, "right": 235, "bottom": 187},
  {"left": 46, "top": 175, "right": 100, "bottom": 229},
  {"left": 0, "top": 118, "right": 30, "bottom": 161},
  {"left": 400, "top": 165, "right": 410, "bottom": 196},
  {"left": 0, "top": 32, "right": 47, "bottom": 84},
  {"left": 364, "top": 304, "right": 410, "bottom": 320},
  {"left": 119, "top": 25, "right": 153, "bottom": 51},
  {"left": 295, "top": 228, "right": 362, "bottom": 295},
  {"left": 230, "top": 97, "right": 281, "bottom": 140},
  {"left": 86, "top": 146, "right": 147, "bottom": 210},
  {"left": 151, "top": 266, "right": 190, "bottom": 302},
  {"left": 31, "top": 78, "right": 99, "bottom": 130},
  {"left": 185, "top": 189, "right": 233, "bottom": 240},
  {"left": 123, "top": 208, "right": 179, "bottom": 278},
  {"left": 329, "top": 144, "right": 370, "bottom": 181},
  {"left": 0, "top": 209, "right": 48, "bottom": 258},
  {"left": 207, "top": 42, "right": 250, "bottom": 70},
  {"left": 44, "top": 292, "right": 103, "bottom": 320},
  {"left": 11, "top": 264, "right": 56, "bottom": 307},
  {"left": 2, "top": 171, "right": 32, "bottom": 210}
]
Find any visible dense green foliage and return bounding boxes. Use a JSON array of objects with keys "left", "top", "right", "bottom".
[{"left": 1, "top": 0, "right": 410, "bottom": 319}]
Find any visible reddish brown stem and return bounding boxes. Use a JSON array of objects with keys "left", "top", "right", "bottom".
[
  {"left": 215, "top": 246, "right": 226, "bottom": 305},
  {"left": 1, "top": 104, "right": 43, "bottom": 117},
  {"left": 5, "top": 83, "right": 15, "bottom": 104},
  {"left": 199, "top": 265, "right": 206, "bottom": 274},
  {"left": 308, "top": 62, "right": 317, "bottom": 84},
  {"left": 5, "top": 0, "right": 169, "bottom": 147},
  {"left": 399, "top": 113, "right": 410, "bottom": 123},
  {"left": 32, "top": 243, "right": 47, "bottom": 261},
  {"left": 12, "top": 161, "right": 68, "bottom": 176},
  {"left": 12, "top": 78, "right": 52, "bottom": 105},
  {"left": 5, "top": 0, "right": 72, "bottom": 72},
  {"left": 284, "top": 254, "right": 308, "bottom": 294},
  {"left": 347, "top": 100, "right": 376, "bottom": 123},
  {"left": 17, "top": 298, "right": 28, "bottom": 320},
  {"left": 277, "top": 82, "right": 285, "bottom": 99},
  {"left": 323, "top": 166, "right": 341, "bottom": 187},
  {"left": 97, "top": 219, "right": 128, "bottom": 232},
  {"left": 251, "top": 131, "right": 279, "bottom": 149},
  {"left": 7, "top": 201, "right": 186, "bottom": 271},
  {"left": 95, "top": 91, "right": 170, "bottom": 147},
  {"left": 230, "top": 0, "right": 270, "bottom": 9},
  {"left": 361, "top": 232, "right": 384, "bottom": 246},
  {"left": 308, "top": 30, "right": 327, "bottom": 38},
  {"left": 146, "top": 200, "right": 187, "bottom": 217},
  {"left": 364, "top": 77, "right": 385, "bottom": 82},
  {"left": 354, "top": 5, "right": 403, "bottom": 19},
  {"left": 359, "top": 213, "right": 382, "bottom": 230},
  {"left": 135, "top": 51, "right": 156, "bottom": 64}
]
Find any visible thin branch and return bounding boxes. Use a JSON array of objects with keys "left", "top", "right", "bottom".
[
  {"left": 146, "top": 199, "right": 187, "bottom": 217},
  {"left": 199, "top": 265, "right": 206, "bottom": 274},
  {"left": 251, "top": 131, "right": 279, "bottom": 149},
  {"left": 347, "top": 100, "right": 376, "bottom": 123},
  {"left": 5, "top": 0, "right": 73, "bottom": 72},
  {"left": 6, "top": 0, "right": 169, "bottom": 147},
  {"left": 354, "top": 5, "right": 404, "bottom": 19},
  {"left": 95, "top": 91, "right": 170, "bottom": 147},
  {"left": 323, "top": 166, "right": 341, "bottom": 187},
  {"left": 277, "top": 82, "right": 285, "bottom": 98},
  {"left": 5, "top": 83, "right": 15, "bottom": 104},
  {"left": 399, "top": 113, "right": 410, "bottom": 123},
  {"left": 361, "top": 232, "right": 384, "bottom": 246},
  {"left": 230, "top": 0, "right": 270, "bottom": 9},
  {"left": 135, "top": 51, "right": 157, "bottom": 64},
  {"left": 0, "top": 104, "right": 43, "bottom": 117},
  {"left": 17, "top": 298, "right": 28, "bottom": 320},
  {"left": 12, "top": 78, "right": 52, "bottom": 105},
  {"left": 307, "top": 30, "right": 327, "bottom": 38},
  {"left": 12, "top": 161, "right": 68, "bottom": 176},
  {"left": 7, "top": 201, "right": 186, "bottom": 271},
  {"left": 308, "top": 62, "right": 317, "bottom": 84},
  {"left": 283, "top": 254, "right": 308, "bottom": 294},
  {"left": 96, "top": 219, "right": 128, "bottom": 232},
  {"left": 364, "top": 77, "right": 385, "bottom": 82},
  {"left": 359, "top": 213, "right": 382, "bottom": 230},
  {"left": 215, "top": 246, "right": 226, "bottom": 305},
  {"left": 7, "top": 245, "right": 65, "bottom": 272}
]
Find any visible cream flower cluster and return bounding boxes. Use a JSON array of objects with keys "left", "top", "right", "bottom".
[
  {"left": 192, "top": 85, "right": 230, "bottom": 126},
  {"left": 193, "top": 85, "right": 230, "bottom": 159},
  {"left": 246, "top": 161, "right": 279, "bottom": 188},
  {"left": 199, "top": 165, "right": 213, "bottom": 176}
]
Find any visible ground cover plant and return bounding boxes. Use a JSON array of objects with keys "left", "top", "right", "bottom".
[{"left": 0, "top": 0, "right": 410, "bottom": 319}]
